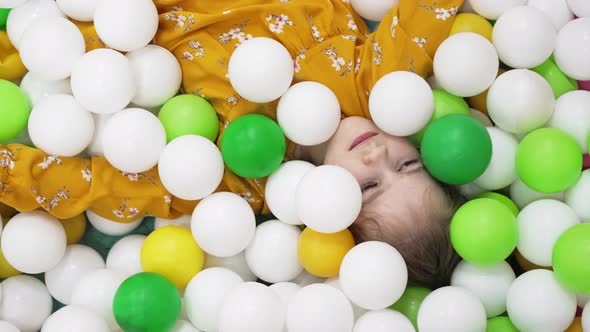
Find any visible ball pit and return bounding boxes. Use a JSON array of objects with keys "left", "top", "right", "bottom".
[{"left": 2, "top": 0, "right": 590, "bottom": 330}]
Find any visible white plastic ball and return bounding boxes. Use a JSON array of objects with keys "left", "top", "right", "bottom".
[
  {"left": 517, "top": 199, "right": 580, "bottom": 266},
  {"left": 577, "top": 293, "right": 590, "bottom": 307},
  {"left": 324, "top": 278, "right": 368, "bottom": 320},
  {"left": 191, "top": 192, "right": 256, "bottom": 257},
  {"left": 554, "top": 18, "right": 590, "bottom": 80},
  {"left": 548, "top": 91, "right": 590, "bottom": 152},
  {"left": 20, "top": 72, "right": 71, "bottom": 106},
  {"left": 339, "top": 241, "right": 408, "bottom": 310},
  {"left": 1, "top": 211, "right": 67, "bottom": 274},
  {"left": 19, "top": 17, "right": 85, "bottom": 80},
  {"left": 155, "top": 214, "right": 192, "bottom": 230},
  {"left": 528, "top": 0, "right": 574, "bottom": 30},
  {"left": 426, "top": 75, "right": 443, "bottom": 90},
  {"left": 0, "top": 0, "right": 28, "bottom": 8},
  {"left": 70, "top": 48, "right": 135, "bottom": 114},
  {"left": 459, "top": 182, "right": 487, "bottom": 199},
  {"left": 184, "top": 267, "right": 243, "bottom": 332},
  {"left": 218, "top": 282, "right": 284, "bottom": 332},
  {"left": 584, "top": 301, "right": 590, "bottom": 331},
  {"left": 417, "top": 286, "right": 487, "bottom": 332},
  {"left": 296, "top": 165, "right": 362, "bottom": 233},
  {"left": 0, "top": 321, "right": 19, "bottom": 332},
  {"left": 567, "top": 0, "right": 590, "bottom": 17},
  {"left": 245, "top": 220, "right": 302, "bottom": 283},
  {"left": 277, "top": 82, "right": 341, "bottom": 146},
  {"left": 506, "top": 269, "right": 576, "bottom": 332},
  {"left": 228, "top": 37, "right": 294, "bottom": 103},
  {"left": 474, "top": 127, "right": 518, "bottom": 190},
  {"left": 45, "top": 244, "right": 105, "bottom": 304},
  {"left": 171, "top": 320, "right": 202, "bottom": 332},
  {"left": 565, "top": 170, "right": 590, "bottom": 222},
  {"left": 41, "top": 305, "right": 109, "bottom": 332},
  {"left": 350, "top": 0, "right": 399, "bottom": 21},
  {"left": 269, "top": 282, "right": 301, "bottom": 306},
  {"left": 71, "top": 269, "right": 125, "bottom": 330},
  {"left": 102, "top": 108, "right": 167, "bottom": 173},
  {"left": 286, "top": 284, "right": 354, "bottom": 332},
  {"left": 105, "top": 234, "right": 145, "bottom": 278},
  {"left": 266, "top": 161, "right": 315, "bottom": 225},
  {"left": 127, "top": 45, "right": 182, "bottom": 108},
  {"left": 93, "top": 0, "right": 158, "bottom": 52},
  {"left": 87, "top": 113, "right": 112, "bottom": 157},
  {"left": 204, "top": 252, "right": 257, "bottom": 282},
  {"left": 492, "top": 6, "right": 557, "bottom": 68},
  {"left": 0, "top": 275, "right": 53, "bottom": 332},
  {"left": 56, "top": 0, "right": 99, "bottom": 22},
  {"left": 434, "top": 32, "right": 499, "bottom": 97},
  {"left": 290, "top": 269, "right": 326, "bottom": 287},
  {"left": 86, "top": 210, "right": 143, "bottom": 236},
  {"left": 487, "top": 69, "right": 555, "bottom": 135},
  {"left": 353, "top": 310, "right": 415, "bottom": 332},
  {"left": 510, "top": 178, "right": 565, "bottom": 209},
  {"left": 469, "top": 0, "right": 527, "bottom": 19},
  {"left": 28, "top": 94, "right": 94, "bottom": 157},
  {"left": 451, "top": 260, "right": 516, "bottom": 318},
  {"left": 159, "top": 135, "right": 224, "bottom": 201},
  {"left": 6, "top": 0, "right": 65, "bottom": 49},
  {"left": 471, "top": 108, "right": 493, "bottom": 127},
  {"left": 369, "top": 71, "right": 434, "bottom": 136}
]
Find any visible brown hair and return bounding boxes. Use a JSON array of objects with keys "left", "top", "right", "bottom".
[{"left": 349, "top": 184, "right": 466, "bottom": 290}]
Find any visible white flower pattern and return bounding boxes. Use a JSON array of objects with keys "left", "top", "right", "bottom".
[
  {"left": 82, "top": 169, "right": 92, "bottom": 182},
  {"left": 38, "top": 155, "right": 62, "bottom": 170},
  {"left": 391, "top": 16, "right": 399, "bottom": 38},
  {"left": 266, "top": 14, "right": 294, "bottom": 34},
  {"left": 346, "top": 15, "right": 358, "bottom": 31},
  {"left": 412, "top": 37, "right": 427, "bottom": 48}
]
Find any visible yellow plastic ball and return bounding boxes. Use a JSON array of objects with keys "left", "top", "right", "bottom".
[
  {"left": 297, "top": 228, "right": 355, "bottom": 278},
  {"left": 59, "top": 214, "right": 87, "bottom": 245},
  {"left": 0, "top": 244, "right": 21, "bottom": 278},
  {"left": 141, "top": 226, "right": 204, "bottom": 289},
  {"left": 450, "top": 13, "right": 493, "bottom": 42}
]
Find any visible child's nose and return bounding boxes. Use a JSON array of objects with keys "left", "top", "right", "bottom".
[{"left": 362, "top": 144, "right": 387, "bottom": 165}]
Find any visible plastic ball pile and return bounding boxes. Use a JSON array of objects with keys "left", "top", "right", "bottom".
[{"left": 0, "top": 0, "right": 590, "bottom": 331}]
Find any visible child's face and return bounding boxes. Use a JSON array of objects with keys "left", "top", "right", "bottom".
[{"left": 321, "top": 117, "right": 450, "bottom": 228}]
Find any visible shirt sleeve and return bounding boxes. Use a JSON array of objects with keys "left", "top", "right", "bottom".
[{"left": 0, "top": 144, "right": 265, "bottom": 221}]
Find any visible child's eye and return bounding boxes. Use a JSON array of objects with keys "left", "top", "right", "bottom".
[
  {"left": 361, "top": 181, "right": 378, "bottom": 192},
  {"left": 398, "top": 159, "right": 419, "bottom": 172}
]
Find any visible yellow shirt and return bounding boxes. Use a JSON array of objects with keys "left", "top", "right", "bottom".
[{"left": 0, "top": 0, "right": 462, "bottom": 222}]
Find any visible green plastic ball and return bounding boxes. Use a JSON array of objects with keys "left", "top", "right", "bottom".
[
  {"left": 532, "top": 55, "right": 578, "bottom": 99},
  {"left": 221, "top": 114, "right": 286, "bottom": 179},
  {"left": 486, "top": 316, "right": 519, "bottom": 332},
  {"left": 0, "top": 8, "right": 9, "bottom": 30},
  {"left": 412, "top": 89, "right": 471, "bottom": 144},
  {"left": 390, "top": 286, "right": 431, "bottom": 330},
  {"left": 552, "top": 223, "right": 590, "bottom": 294},
  {"left": 0, "top": 80, "right": 31, "bottom": 143},
  {"left": 421, "top": 114, "right": 492, "bottom": 185},
  {"left": 113, "top": 272, "right": 181, "bottom": 332},
  {"left": 475, "top": 192, "right": 519, "bottom": 217},
  {"left": 516, "top": 128, "right": 582, "bottom": 194},
  {"left": 451, "top": 198, "right": 518, "bottom": 265},
  {"left": 158, "top": 94, "right": 219, "bottom": 143}
]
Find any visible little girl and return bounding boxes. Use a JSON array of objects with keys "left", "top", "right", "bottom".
[{"left": 0, "top": 0, "right": 464, "bottom": 288}]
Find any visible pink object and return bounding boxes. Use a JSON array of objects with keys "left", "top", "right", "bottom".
[
  {"left": 579, "top": 80, "right": 590, "bottom": 91},
  {"left": 584, "top": 154, "right": 590, "bottom": 170}
]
